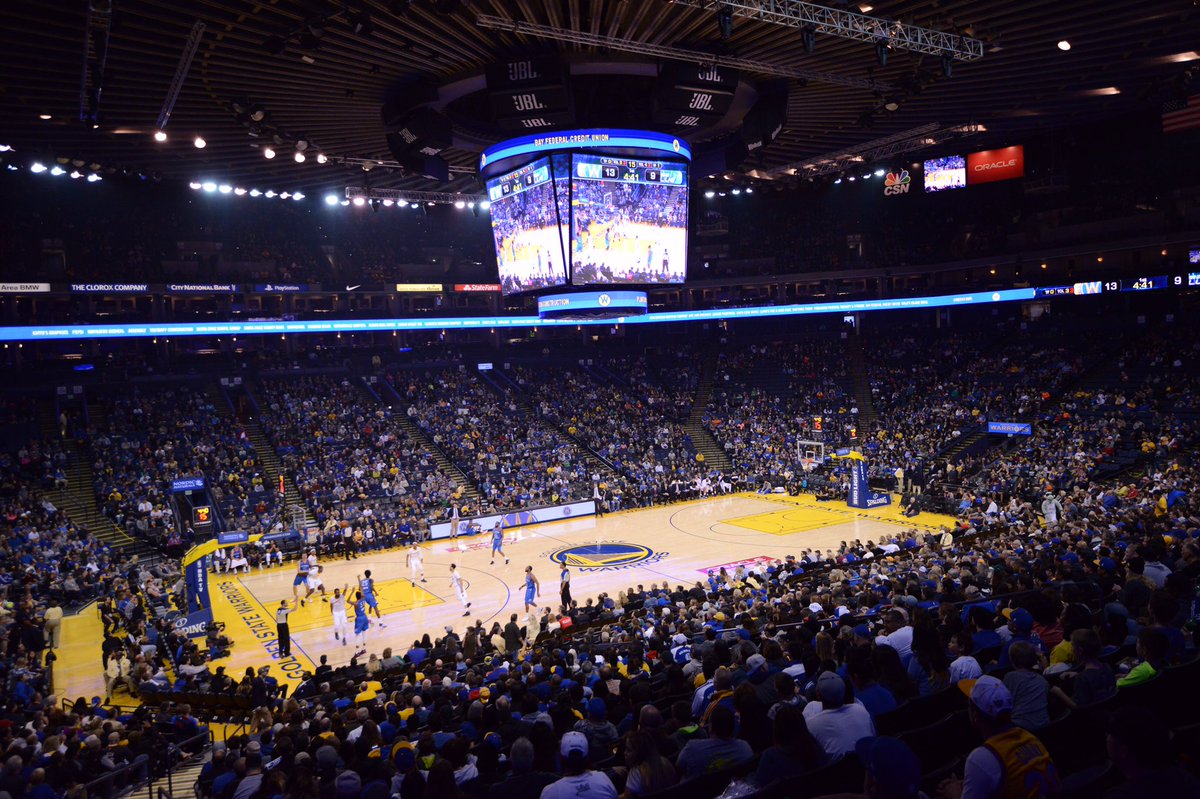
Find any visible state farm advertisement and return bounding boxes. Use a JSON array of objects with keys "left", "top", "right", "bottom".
[{"left": 966, "top": 145, "right": 1024, "bottom": 185}]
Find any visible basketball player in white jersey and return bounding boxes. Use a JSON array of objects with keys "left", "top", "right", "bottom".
[
  {"left": 406, "top": 543, "right": 425, "bottom": 586},
  {"left": 304, "top": 564, "right": 328, "bottom": 602},
  {"left": 330, "top": 583, "right": 351, "bottom": 645},
  {"left": 449, "top": 563, "right": 471, "bottom": 617}
]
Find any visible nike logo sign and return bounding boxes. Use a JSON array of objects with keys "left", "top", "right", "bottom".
[{"left": 345, "top": 284, "right": 361, "bottom": 291}]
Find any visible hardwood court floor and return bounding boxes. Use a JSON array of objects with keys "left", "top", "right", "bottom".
[{"left": 55, "top": 493, "right": 956, "bottom": 699}]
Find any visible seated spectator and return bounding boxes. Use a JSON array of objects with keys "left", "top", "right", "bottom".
[
  {"left": 674, "top": 705, "right": 753, "bottom": 780},
  {"left": 940, "top": 677, "right": 1059, "bottom": 799},
  {"left": 803, "top": 672, "right": 877, "bottom": 758},
  {"left": 620, "top": 729, "right": 677, "bottom": 798},
  {"left": 1116, "top": 628, "right": 1170, "bottom": 688},
  {"left": 1001, "top": 642, "right": 1050, "bottom": 731},
  {"left": 542, "top": 732, "right": 617, "bottom": 799},
  {"left": 1048, "top": 629, "right": 1115, "bottom": 710},
  {"left": 1105, "top": 706, "right": 1200, "bottom": 798},
  {"left": 754, "top": 704, "right": 827, "bottom": 785}
]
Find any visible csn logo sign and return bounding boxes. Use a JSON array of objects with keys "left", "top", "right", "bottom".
[{"left": 883, "top": 170, "right": 912, "bottom": 196}]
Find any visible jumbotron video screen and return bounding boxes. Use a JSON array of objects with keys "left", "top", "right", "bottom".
[
  {"left": 570, "top": 154, "right": 689, "bottom": 286},
  {"left": 486, "top": 158, "right": 569, "bottom": 295}
]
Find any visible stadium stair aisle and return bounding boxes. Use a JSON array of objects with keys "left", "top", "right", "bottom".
[
  {"left": 488, "top": 368, "right": 623, "bottom": 475},
  {"left": 209, "top": 381, "right": 318, "bottom": 534},
  {"left": 847, "top": 336, "right": 879, "bottom": 433},
  {"left": 687, "top": 351, "right": 732, "bottom": 470},
  {"left": 36, "top": 401, "right": 151, "bottom": 557},
  {"left": 374, "top": 378, "right": 484, "bottom": 505}
]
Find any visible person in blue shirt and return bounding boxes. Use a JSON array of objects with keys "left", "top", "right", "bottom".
[
  {"left": 523, "top": 566, "right": 540, "bottom": 612},
  {"left": 352, "top": 591, "right": 370, "bottom": 657},
  {"left": 357, "top": 570, "right": 386, "bottom": 627},
  {"left": 490, "top": 522, "right": 509, "bottom": 567},
  {"left": 292, "top": 560, "right": 310, "bottom": 605}
]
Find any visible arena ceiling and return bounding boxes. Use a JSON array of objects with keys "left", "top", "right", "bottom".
[{"left": 0, "top": 0, "right": 1197, "bottom": 196}]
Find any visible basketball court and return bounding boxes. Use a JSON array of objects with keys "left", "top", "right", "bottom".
[{"left": 53, "top": 493, "right": 956, "bottom": 700}]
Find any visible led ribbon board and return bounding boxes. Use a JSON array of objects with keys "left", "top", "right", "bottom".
[
  {"left": 0, "top": 288, "right": 1039, "bottom": 341},
  {"left": 479, "top": 129, "right": 691, "bottom": 176},
  {"left": 537, "top": 290, "right": 649, "bottom": 319}
]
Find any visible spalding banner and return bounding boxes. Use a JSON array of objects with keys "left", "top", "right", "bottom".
[
  {"left": 966, "top": 145, "right": 1024, "bottom": 185},
  {"left": 847, "top": 460, "right": 892, "bottom": 509}
]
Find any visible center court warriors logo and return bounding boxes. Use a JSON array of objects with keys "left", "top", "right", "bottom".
[
  {"left": 883, "top": 169, "right": 912, "bottom": 196},
  {"left": 547, "top": 542, "right": 666, "bottom": 571}
]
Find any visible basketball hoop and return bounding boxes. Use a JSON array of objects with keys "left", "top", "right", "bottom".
[{"left": 800, "top": 458, "right": 816, "bottom": 472}]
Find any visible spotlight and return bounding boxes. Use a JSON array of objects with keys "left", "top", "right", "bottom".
[
  {"left": 397, "top": 200, "right": 409, "bottom": 208},
  {"left": 294, "top": 151, "right": 306, "bottom": 163},
  {"left": 193, "top": 136, "right": 207, "bottom": 149},
  {"left": 39, "top": 113, "right": 53, "bottom": 120},
  {"left": 873, "top": 169, "right": 885, "bottom": 177},
  {"left": 263, "top": 147, "right": 276, "bottom": 159},
  {"left": 352, "top": 197, "right": 366, "bottom": 206},
  {"left": 50, "top": 166, "right": 65, "bottom": 176},
  {"left": 280, "top": 191, "right": 291, "bottom": 199},
  {"left": 316, "top": 153, "right": 328, "bottom": 164},
  {"left": 862, "top": 173, "right": 871, "bottom": 179},
  {"left": 340, "top": 199, "right": 350, "bottom": 206},
  {"left": 154, "top": 130, "right": 168, "bottom": 142},
  {"left": 848, "top": 176, "right": 856, "bottom": 181},
  {"left": 249, "top": 189, "right": 262, "bottom": 197},
  {"left": 292, "top": 192, "right": 304, "bottom": 200},
  {"left": 383, "top": 199, "right": 394, "bottom": 207},
  {"left": 745, "top": 187, "right": 753, "bottom": 194},
  {"left": 833, "top": 177, "right": 842, "bottom": 184},
  {"left": 218, "top": 184, "right": 233, "bottom": 193},
  {"left": 294, "top": 137, "right": 309, "bottom": 151},
  {"left": 454, "top": 200, "right": 466, "bottom": 209},
  {"left": 234, "top": 187, "right": 247, "bottom": 195},
  {"left": 1057, "top": 40, "right": 1071, "bottom": 51},
  {"left": 802, "top": 26, "right": 816, "bottom": 54},
  {"left": 467, "top": 201, "right": 475, "bottom": 209},
  {"left": 30, "top": 162, "right": 47, "bottom": 173},
  {"left": 479, "top": 200, "right": 490, "bottom": 210},
  {"left": 731, "top": 188, "right": 741, "bottom": 195},
  {"left": 705, "top": 190, "right": 715, "bottom": 198},
  {"left": 325, "top": 194, "right": 339, "bottom": 205},
  {"left": 86, "top": 173, "right": 101, "bottom": 182},
  {"left": 202, "top": 181, "right": 217, "bottom": 192},
  {"left": 347, "top": 8, "right": 374, "bottom": 35},
  {"left": 883, "top": 98, "right": 900, "bottom": 112},
  {"left": 716, "top": 6, "right": 733, "bottom": 40},
  {"left": 189, "top": 181, "right": 201, "bottom": 189},
  {"left": 264, "top": 190, "right": 277, "bottom": 198}
]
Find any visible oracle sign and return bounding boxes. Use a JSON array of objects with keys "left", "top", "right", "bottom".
[{"left": 966, "top": 145, "right": 1024, "bottom": 185}]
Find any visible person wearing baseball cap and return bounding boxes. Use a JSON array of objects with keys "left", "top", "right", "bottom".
[
  {"left": 939, "top": 676, "right": 1060, "bottom": 799},
  {"left": 540, "top": 731, "right": 616, "bottom": 799}
]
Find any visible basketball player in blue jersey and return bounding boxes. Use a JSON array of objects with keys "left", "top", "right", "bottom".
[
  {"left": 352, "top": 590, "right": 370, "bottom": 657},
  {"left": 357, "top": 570, "right": 386, "bottom": 627},
  {"left": 489, "top": 521, "right": 509, "bottom": 567},
  {"left": 522, "top": 566, "right": 540, "bottom": 613},
  {"left": 293, "top": 559, "right": 310, "bottom": 605}
]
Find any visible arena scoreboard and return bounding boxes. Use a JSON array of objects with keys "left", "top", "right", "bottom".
[{"left": 480, "top": 129, "right": 691, "bottom": 294}]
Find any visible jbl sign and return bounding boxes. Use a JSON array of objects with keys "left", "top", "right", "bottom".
[
  {"left": 508, "top": 60, "right": 541, "bottom": 81},
  {"left": 513, "top": 93, "right": 547, "bottom": 111}
]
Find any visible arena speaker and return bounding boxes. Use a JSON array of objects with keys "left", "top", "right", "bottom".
[
  {"left": 651, "top": 61, "right": 739, "bottom": 131},
  {"left": 383, "top": 106, "right": 453, "bottom": 157},
  {"left": 740, "top": 82, "right": 789, "bottom": 152},
  {"left": 692, "top": 133, "right": 749, "bottom": 176},
  {"left": 486, "top": 55, "right": 574, "bottom": 132}
]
